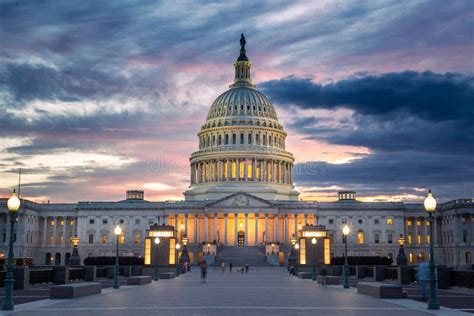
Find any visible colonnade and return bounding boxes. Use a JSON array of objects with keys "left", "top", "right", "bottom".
[
  {"left": 191, "top": 159, "right": 293, "bottom": 185},
  {"left": 169, "top": 213, "right": 315, "bottom": 246}
]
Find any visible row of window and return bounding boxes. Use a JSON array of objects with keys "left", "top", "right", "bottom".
[
  {"left": 88, "top": 218, "right": 156, "bottom": 225},
  {"left": 88, "top": 232, "right": 142, "bottom": 245},
  {"left": 199, "top": 132, "right": 285, "bottom": 149},
  {"left": 327, "top": 218, "right": 394, "bottom": 225}
]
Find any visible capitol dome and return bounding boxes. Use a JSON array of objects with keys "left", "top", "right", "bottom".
[{"left": 184, "top": 34, "right": 299, "bottom": 201}]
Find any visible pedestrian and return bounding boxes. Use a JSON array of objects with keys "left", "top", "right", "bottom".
[
  {"left": 319, "top": 266, "right": 327, "bottom": 288},
  {"left": 221, "top": 260, "right": 225, "bottom": 273},
  {"left": 200, "top": 260, "right": 208, "bottom": 284},
  {"left": 417, "top": 262, "right": 429, "bottom": 300},
  {"left": 229, "top": 261, "right": 233, "bottom": 273},
  {"left": 289, "top": 265, "right": 294, "bottom": 276},
  {"left": 245, "top": 264, "right": 249, "bottom": 273}
]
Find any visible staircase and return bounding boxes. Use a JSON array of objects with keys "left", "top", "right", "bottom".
[{"left": 213, "top": 246, "right": 271, "bottom": 267}]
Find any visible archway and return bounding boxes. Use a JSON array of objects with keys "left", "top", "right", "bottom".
[
  {"left": 65, "top": 253, "right": 71, "bottom": 265},
  {"left": 54, "top": 253, "right": 61, "bottom": 265},
  {"left": 237, "top": 231, "right": 245, "bottom": 247},
  {"left": 45, "top": 253, "right": 51, "bottom": 265}
]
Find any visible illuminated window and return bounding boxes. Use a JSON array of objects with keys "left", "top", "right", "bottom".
[
  {"left": 60, "top": 220, "right": 64, "bottom": 226},
  {"left": 169, "top": 238, "right": 176, "bottom": 265},
  {"left": 407, "top": 220, "right": 412, "bottom": 226},
  {"left": 70, "top": 220, "right": 74, "bottom": 226},
  {"left": 417, "top": 235, "right": 422, "bottom": 244},
  {"left": 247, "top": 163, "right": 253, "bottom": 179},
  {"left": 239, "top": 161, "right": 244, "bottom": 179},
  {"left": 256, "top": 164, "right": 261, "bottom": 180},
  {"left": 144, "top": 239, "right": 151, "bottom": 265},
  {"left": 299, "top": 239, "right": 306, "bottom": 265},
  {"left": 357, "top": 230, "right": 364, "bottom": 244},
  {"left": 426, "top": 220, "right": 430, "bottom": 226},
  {"left": 51, "top": 220, "right": 55, "bottom": 226},
  {"left": 231, "top": 161, "right": 237, "bottom": 179},
  {"left": 59, "top": 235, "right": 64, "bottom": 243},
  {"left": 408, "top": 234, "right": 413, "bottom": 244},
  {"left": 101, "top": 234, "right": 108, "bottom": 244},
  {"left": 134, "top": 233, "right": 141, "bottom": 245},
  {"left": 409, "top": 252, "right": 414, "bottom": 263},
  {"left": 417, "top": 220, "right": 422, "bottom": 226},
  {"left": 224, "top": 162, "right": 228, "bottom": 178},
  {"left": 427, "top": 235, "right": 430, "bottom": 244},
  {"left": 418, "top": 252, "right": 425, "bottom": 262},
  {"left": 324, "top": 238, "right": 330, "bottom": 264},
  {"left": 386, "top": 218, "right": 393, "bottom": 225},
  {"left": 119, "top": 232, "right": 125, "bottom": 244},
  {"left": 267, "top": 162, "right": 272, "bottom": 181}
]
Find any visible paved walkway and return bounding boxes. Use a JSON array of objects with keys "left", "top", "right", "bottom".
[{"left": 3, "top": 268, "right": 469, "bottom": 316}]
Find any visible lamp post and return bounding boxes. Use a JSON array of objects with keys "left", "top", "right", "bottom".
[
  {"left": 69, "top": 236, "right": 81, "bottom": 265},
  {"left": 311, "top": 237, "right": 317, "bottom": 281},
  {"left": 396, "top": 234, "right": 407, "bottom": 266},
  {"left": 2, "top": 190, "right": 20, "bottom": 311},
  {"left": 342, "top": 225, "right": 350, "bottom": 289},
  {"left": 176, "top": 243, "right": 181, "bottom": 277},
  {"left": 180, "top": 235, "right": 190, "bottom": 272},
  {"left": 113, "top": 225, "right": 121, "bottom": 289},
  {"left": 207, "top": 243, "right": 211, "bottom": 255},
  {"left": 424, "top": 190, "right": 440, "bottom": 310},
  {"left": 271, "top": 243, "right": 275, "bottom": 255},
  {"left": 289, "top": 235, "right": 297, "bottom": 275},
  {"left": 154, "top": 237, "right": 160, "bottom": 281}
]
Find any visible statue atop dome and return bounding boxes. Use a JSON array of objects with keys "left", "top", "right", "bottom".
[{"left": 237, "top": 33, "right": 249, "bottom": 62}]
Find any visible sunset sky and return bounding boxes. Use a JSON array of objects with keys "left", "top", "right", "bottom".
[{"left": 0, "top": 0, "right": 473, "bottom": 203}]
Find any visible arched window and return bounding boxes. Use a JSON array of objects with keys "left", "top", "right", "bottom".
[
  {"left": 240, "top": 133, "right": 244, "bottom": 144},
  {"left": 225, "top": 134, "right": 229, "bottom": 145},
  {"left": 263, "top": 135, "right": 267, "bottom": 145},
  {"left": 212, "top": 135, "right": 216, "bottom": 146},
  {"left": 232, "top": 134, "right": 236, "bottom": 144},
  {"left": 386, "top": 218, "right": 393, "bottom": 225},
  {"left": 269, "top": 135, "right": 273, "bottom": 146},
  {"left": 248, "top": 134, "right": 252, "bottom": 144},
  {"left": 218, "top": 135, "right": 222, "bottom": 145},
  {"left": 256, "top": 133, "right": 260, "bottom": 145},
  {"left": 357, "top": 230, "right": 364, "bottom": 244},
  {"left": 119, "top": 232, "right": 126, "bottom": 244}
]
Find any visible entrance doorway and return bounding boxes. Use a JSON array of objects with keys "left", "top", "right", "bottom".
[{"left": 237, "top": 231, "right": 245, "bottom": 247}]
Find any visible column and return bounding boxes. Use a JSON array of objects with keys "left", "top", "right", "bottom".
[
  {"left": 263, "top": 159, "right": 267, "bottom": 182},
  {"left": 218, "top": 160, "right": 222, "bottom": 181},
  {"left": 284, "top": 215, "right": 289, "bottom": 244},
  {"left": 236, "top": 159, "right": 240, "bottom": 181},
  {"left": 271, "top": 160, "right": 274, "bottom": 182},
  {"left": 245, "top": 214, "right": 248, "bottom": 245},
  {"left": 415, "top": 217, "right": 419, "bottom": 245},
  {"left": 304, "top": 214, "right": 308, "bottom": 226},
  {"left": 234, "top": 214, "right": 238, "bottom": 246},
  {"left": 214, "top": 214, "right": 218, "bottom": 243},
  {"left": 224, "top": 215, "right": 228, "bottom": 246},
  {"left": 53, "top": 217, "right": 57, "bottom": 246},
  {"left": 204, "top": 215, "right": 209, "bottom": 242},
  {"left": 274, "top": 216, "right": 279, "bottom": 242},
  {"left": 404, "top": 218, "right": 409, "bottom": 243},
  {"left": 255, "top": 213, "right": 259, "bottom": 245},
  {"left": 174, "top": 214, "right": 178, "bottom": 230},
  {"left": 42, "top": 217, "right": 47, "bottom": 246},
  {"left": 62, "top": 217, "right": 66, "bottom": 246},
  {"left": 72, "top": 217, "right": 76, "bottom": 238},
  {"left": 265, "top": 214, "right": 269, "bottom": 243},
  {"left": 185, "top": 214, "right": 189, "bottom": 237},
  {"left": 252, "top": 159, "right": 257, "bottom": 181},
  {"left": 194, "top": 216, "right": 199, "bottom": 244},
  {"left": 227, "top": 160, "right": 231, "bottom": 180},
  {"left": 244, "top": 160, "right": 248, "bottom": 181}
]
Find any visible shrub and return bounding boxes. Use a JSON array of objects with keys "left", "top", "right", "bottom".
[
  {"left": 0, "top": 257, "right": 33, "bottom": 266},
  {"left": 83, "top": 256, "right": 144, "bottom": 266},
  {"left": 331, "top": 256, "right": 393, "bottom": 266}
]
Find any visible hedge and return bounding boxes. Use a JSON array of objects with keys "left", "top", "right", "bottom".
[
  {"left": 0, "top": 258, "right": 33, "bottom": 266},
  {"left": 84, "top": 256, "right": 144, "bottom": 266},
  {"left": 331, "top": 256, "right": 393, "bottom": 266}
]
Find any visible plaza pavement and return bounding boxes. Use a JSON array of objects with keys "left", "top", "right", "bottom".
[{"left": 2, "top": 267, "right": 469, "bottom": 316}]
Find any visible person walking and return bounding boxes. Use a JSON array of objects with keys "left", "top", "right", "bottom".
[
  {"left": 221, "top": 260, "right": 225, "bottom": 273},
  {"left": 200, "top": 260, "right": 208, "bottom": 284},
  {"left": 229, "top": 261, "right": 233, "bottom": 273},
  {"left": 319, "top": 266, "right": 327, "bottom": 288},
  {"left": 245, "top": 264, "right": 249, "bottom": 273},
  {"left": 417, "top": 261, "right": 429, "bottom": 300}
]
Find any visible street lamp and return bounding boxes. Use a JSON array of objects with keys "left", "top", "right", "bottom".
[
  {"left": 289, "top": 235, "right": 297, "bottom": 275},
  {"left": 342, "top": 224, "right": 350, "bottom": 289},
  {"left": 176, "top": 243, "right": 181, "bottom": 277},
  {"left": 207, "top": 243, "right": 211, "bottom": 255},
  {"left": 69, "top": 236, "right": 81, "bottom": 265},
  {"left": 113, "top": 225, "right": 122, "bottom": 289},
  {"left": 2, "top": 190, "right": 20, "bottom": 311},
  {"left": 311, "top": 237, "right": 317, "bottom": 281},
  {"left": 271, "top": 243, "right": 275, "bottom": 255},
  {"left": 396, "top": 234, "right": 407, "bottom": 266},
  {"left": 154, "top": 237, "right": 160, "bottom": 281},
  {"left": 424, "top": 190, "right": 440, "bottom": 310},
  {"left": 295, "top": 242, "right": 300, "bottom": 275},
  {"left": 180, "top": 235, "right": 190, "bottom": 272}
]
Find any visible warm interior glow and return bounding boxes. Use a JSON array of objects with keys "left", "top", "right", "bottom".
[
  {"left": 342, "top": 225, "right": 350, "bottom": 236},
  {"left": 169, "top": 238, "right": 176, "bottom": 265},
  {"left": 324, "top": 238, "right": 330, "bottom": 264},
  {"left": 311, "top": 237, "right": 317, "bottom": 244},
  {"left": 299, "top": 239, "right": 306, "bottom": 265},
  {"left": 144, "top": 238, "right": 151, "bottom": 265},
  {"left": 154, "top": 237, "right": 160, "bottom": 244}
]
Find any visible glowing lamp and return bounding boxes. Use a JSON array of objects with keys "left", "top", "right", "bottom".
[
  {"left": 424, "top": 190, "right": 436, "bottom": 212},
  {"left": 7, "top": 190, "right": 20, "bottom": 212},
  {"left": 176, "top": 243, "right": 181, "bottom": 250},
  {"left": 398, "top": 234, "right": 405, "bottom": 247},
  {"left": 295, "top": 243, "right": 299, "bottom": 249},
  {"left": 154, "top": 237, "right": 160, "bottom": 245},
  {"left": 342, "top": 225, "right": 350, "bottom": 236},
  {"left": 114, "top": 225, "right": 122, "bottom": 236},
  {"left": 311, "top": 237, "right": 317, "bottom": 245},
  {"left": 70, "top": 236, "right": 80, "bottom": 247}
]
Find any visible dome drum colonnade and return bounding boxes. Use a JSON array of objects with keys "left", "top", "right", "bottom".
[{"left": 185, "top": 34, "right": 299, "bottom": 201}]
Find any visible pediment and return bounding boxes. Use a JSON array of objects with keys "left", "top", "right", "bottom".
[{"left": 206, "top": 192, "right": 274, "bottom": 208}]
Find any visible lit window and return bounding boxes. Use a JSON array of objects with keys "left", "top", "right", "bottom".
[
  {"left": 134, "top": 233, "right": 141, "bottom": 244},
  {"left": 119, "top": 232, "right": 125, "bottom": 244},
  {"left": 417, "top": 220, "right": 422, "bottom": 226},
  {"left": 231, "top": 161, "right": 237, "bottom": 179},
  {"left": 51, "top": 220, "right": 55, "bottom": 226},
  {"left": 417, "top": 235, "right": 422, "bottom": 244},
  {"left": 418, "top": 252, "right": 425, "bottom": 262},
  {"left": 407, "top": 220, "right": 412, "bottom": 226},
  {"left": 247, "top": 163, "right": 253, "bottom": 179},
  {"left": 239, "top": 161, "right": 244, "bottom": 179},
  {"left": 386, "top": 218, "right": 393, "bottom": 225},
  {"left": 408, "top": 234, "right": 413, "bottom": 244},
  {"left": 70, "top": 220, "right": 74, "bottom": 225},
  {"left": 357, "top": 230, "right": 364, "bottom": 244},
  {"left": 101, "top": 234, "right": 108, "bottom": 244},
  {"left": 60, "top": 220, "right": 64, "bottom": 226},
  {"left": 409, "top": 252, "right": 414, "bottom": 263},
  {"left": 426, "top": 235, "right": 430, "bottom": 244}
]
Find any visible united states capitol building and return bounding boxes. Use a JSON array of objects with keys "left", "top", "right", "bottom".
[{"left": 1, "top": 36, "right": 473, "bottom": 268}]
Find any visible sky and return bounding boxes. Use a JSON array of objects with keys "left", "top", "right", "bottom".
[{"left": 0, "top": 0, "right": 473, "bottom": 203}]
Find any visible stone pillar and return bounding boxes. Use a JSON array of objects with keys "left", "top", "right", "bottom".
[
  {"left": 194, "top": 216, "right": 199, "bottom": 244},
  {"left": 274, "top": 216, "right": 279, "bottom": 242},
  {"left": 175, "top": 215, "right": 178, "bottom": 230},
  {"left": 204, "top": 215, "right": 209, "bottom": 243},
  {"left": 53, "top": 217, "right": 57, "bottom": 247},
  {"left": 62, "top": 217, "right": 66, "bottom": 246},
  {"left": 244, "top": 160, "right": 248, "bottom": 181},
  {"left": 245, "top": 214, "right": 249, "bottom": 245},
  {"left": 255, "top": 213, "right": 259, "bottom": 245},
  {"left": 284, "top": 215, "right": 289, "bottom": 244},
  {"left": 42, "top": 217, "right": 47, "bottom": 246},
  {"left": 265, "top": 214, "right": 269, "bottom": 243},
  {"left": 252, "top": 159, "right": 257, "bottom": 181},
  {"left": 234, "top": 214, "right": 238, "bottom": 246},
  {"left": 415, "top": 218, "right": 419, "bottom": 245},
  {"left": 271, "top": 160, "right": 275, "bottom": 182},
  {"left": 304, "top": 214, "right": 308, "bottom": 227},
  {"left": 224, "top": 215, "right": 228, "bottom": 246},
  {"left": 236, "top": 159, "right": 240, "bottom": 181},
  {"left": 214, "top": 214, "right": 218, "bottom": 243},
  {"left": 227, "top": 160, "right": 231, "bottom": 180},
  {"left": 293, "top": 214, "right": 298, "bottom": 238}
]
